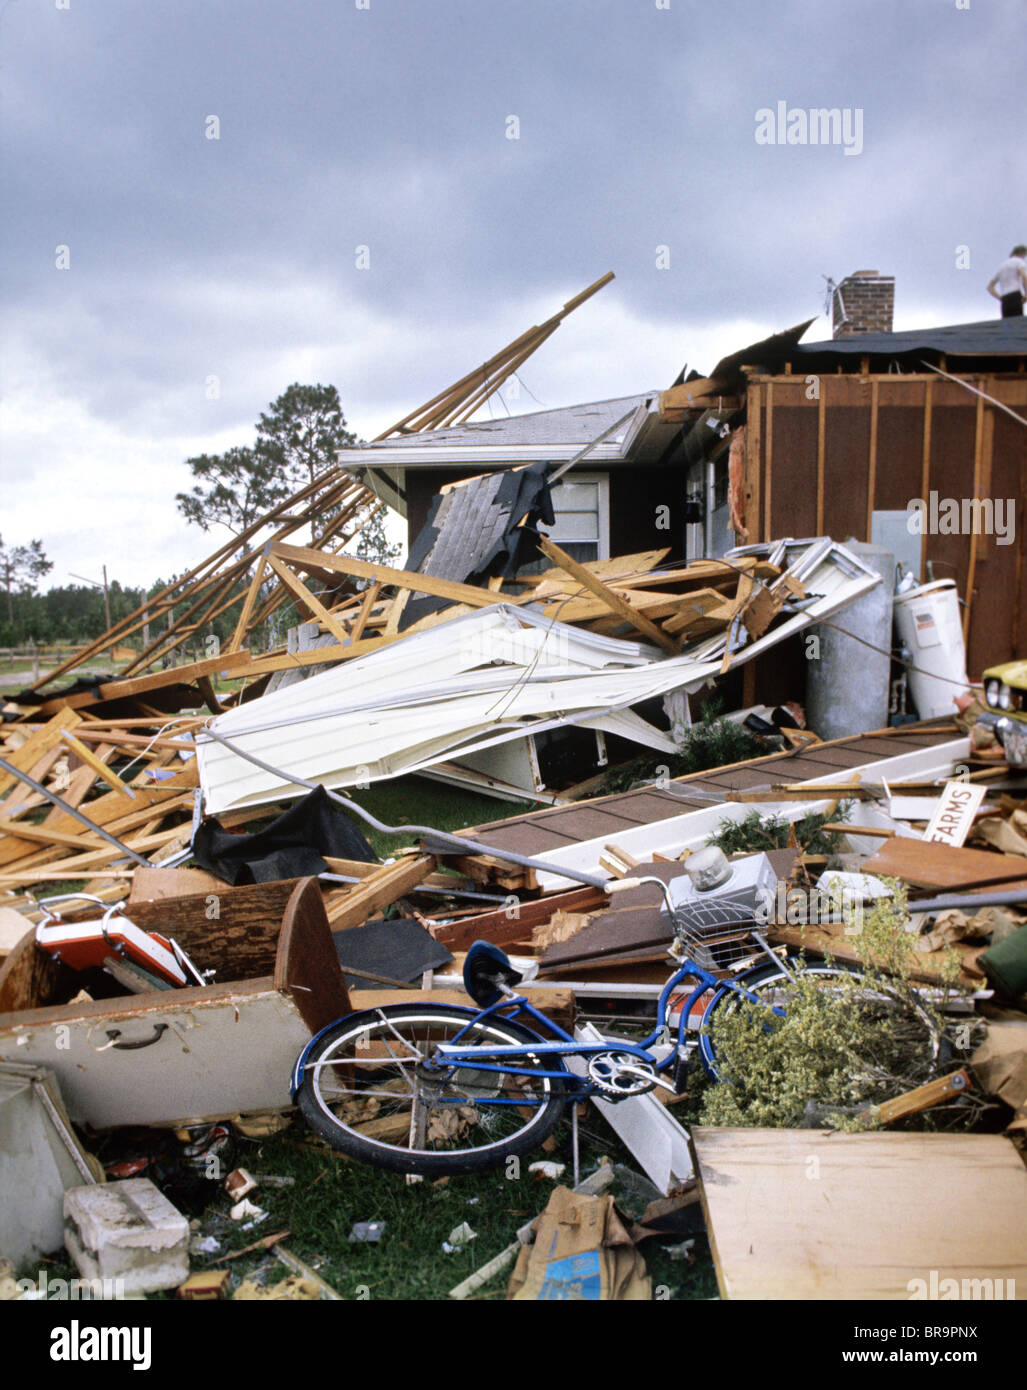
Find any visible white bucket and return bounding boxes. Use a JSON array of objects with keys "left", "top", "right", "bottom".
[{"left": 893, "top": 579, "right": 969, "bottom": 719}]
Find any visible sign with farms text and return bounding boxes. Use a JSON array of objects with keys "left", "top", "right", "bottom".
[{"left": 923, "top": 781, "right": 987, "bottom": 849}]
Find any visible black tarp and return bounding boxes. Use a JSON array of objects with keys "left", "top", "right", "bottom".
[{"left": 191, "top": 785, "right": 377, "bottom": 885}]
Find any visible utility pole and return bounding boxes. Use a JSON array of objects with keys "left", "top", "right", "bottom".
[{"left": 70, "top": 568, "right": 114, "bottom": 664}]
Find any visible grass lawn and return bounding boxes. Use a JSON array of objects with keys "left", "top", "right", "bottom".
[{"left": 35, "top": 1112, "right": 717, "bottom": 1302}]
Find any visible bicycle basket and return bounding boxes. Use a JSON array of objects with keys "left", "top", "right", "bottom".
[{"left": 671, "top": 890, "right": 762, "bottom": 970}]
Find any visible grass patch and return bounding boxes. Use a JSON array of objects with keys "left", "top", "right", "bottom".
[{"left": 342, "top": 777, "right": 542, "bottom": 860}]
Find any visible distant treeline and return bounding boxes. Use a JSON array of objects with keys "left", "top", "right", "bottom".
[
  {"left": 0, "top": 582, "right": 147, "bottom": 648},
  {"left": 1, "top": 579, "right": 308, "bottom": 663}
]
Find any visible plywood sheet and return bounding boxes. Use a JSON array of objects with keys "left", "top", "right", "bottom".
[
  {"left": 692, "top": 1127, "right": 1027, "bottom": 1301},
  {"left": 864, "top": 836, "right": 1027, "bottom": 890}
]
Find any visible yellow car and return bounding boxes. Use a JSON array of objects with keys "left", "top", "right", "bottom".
[{"left": 980, "top": 660, "right": 1027, "bottom": 767}]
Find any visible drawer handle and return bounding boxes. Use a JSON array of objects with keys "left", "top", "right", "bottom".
[{"left": 105, "top": 1024, "right": 168, "bottom": 1051}]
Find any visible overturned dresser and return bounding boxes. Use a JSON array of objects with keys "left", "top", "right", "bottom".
[{"left": 0, "top": 878, "right": 351, "bottom": 1130}]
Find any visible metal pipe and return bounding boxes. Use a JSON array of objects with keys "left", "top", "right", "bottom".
[{"left": 910, "top": 888, "right": 1027, "bottom": 914}]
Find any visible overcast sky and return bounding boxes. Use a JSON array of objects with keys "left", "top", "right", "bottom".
[{"left": 1, "top": 0, "right": 1021, "bottom": 589}]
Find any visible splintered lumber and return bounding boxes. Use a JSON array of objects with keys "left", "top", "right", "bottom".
[
  {"left": 430, "top": 886, "right": 606, "bottom": 952},
  {"left": 0, "top": 711, "right": 84, "bottom": 798},
  {"left": 660, "top": 589, "right": 737, "bottom": 635},
  {"left": 535, "top": 536, "right": 679, "bottom": 654},
  {"left": 692, "top": 1128, "right": 1027, "bottom": 1301},
  {"left": 325, "top": 855, "right": 436, "bottom": 929},
  {"left": 863, "top": 837, "right": 1027, "bottom": 892}
]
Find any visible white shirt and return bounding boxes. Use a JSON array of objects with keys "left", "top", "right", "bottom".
[{"left": 993, "top": 256, "right": 1026, "bottom": 296}]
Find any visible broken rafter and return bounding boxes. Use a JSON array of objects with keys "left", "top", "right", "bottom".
[{"left": 373, "top": 272, "right": 614, "bottom": 440}]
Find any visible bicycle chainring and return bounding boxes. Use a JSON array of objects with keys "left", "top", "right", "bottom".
[{"left": 586, "top": 1051, "right": 660, "bottom": 1098}]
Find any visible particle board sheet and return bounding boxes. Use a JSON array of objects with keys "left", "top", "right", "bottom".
[{"left": 691, "top": 1127, "right": 1027, "bottom": 1302}]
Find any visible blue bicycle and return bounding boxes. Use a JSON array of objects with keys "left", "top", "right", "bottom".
[{"left": 292, "top": 874, "right": 944, "bottom": 1176}]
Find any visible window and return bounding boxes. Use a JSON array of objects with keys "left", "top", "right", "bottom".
[{"left": 544, "top": 473, "right": 610, "bottom": 563}]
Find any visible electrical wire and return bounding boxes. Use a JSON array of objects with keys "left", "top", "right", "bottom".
[{"left": 198, "top": 727, "right": 609, "bottom": 890}]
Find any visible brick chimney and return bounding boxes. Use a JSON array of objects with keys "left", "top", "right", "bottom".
[{"left": 831, "top": 270, "right": 894, "bottom": 337}]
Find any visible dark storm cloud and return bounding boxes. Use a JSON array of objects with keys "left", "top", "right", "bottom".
[{"left": 1, "top": 0, "right": 1022, "bottom": 583}]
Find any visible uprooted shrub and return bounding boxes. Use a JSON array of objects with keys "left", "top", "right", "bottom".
[
  {"left": 697, "top": 888, "right": 977, "bottom": 1131},
  {"left": 706, "top": 804, "right": 853, "bottom": 858}
]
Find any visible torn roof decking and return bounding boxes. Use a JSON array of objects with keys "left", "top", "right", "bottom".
[{"left": 465, "top": 720, "right": 962, "bottom": 867}]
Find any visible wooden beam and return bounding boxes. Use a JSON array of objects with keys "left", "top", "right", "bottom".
[
  {"left": 348, "top": 582, "right": 381, "bottom": 645},
  {"left": 383, "top": 589, "right": 410, "bottom": 636},
  {"left": 919, "top": 378, "right": 933, "bottom": 580},
  {"left": 963, "top": 389, "right": 986, "bottom": 647},
  {"left": 535, "top": 536, "right": 679, "bottom": 654},
  {"left": 224, "top": 548, "right": 269, "bottom": 655},
  {"left": 271, "top": 542, "right": 502, "bottom": 610},
  {"left": 266, "top": 554, "right": 354, "bottom": 648},
  {"left": 746, "top": 383, "right": 762, "bottom": 545},
  {"left": 865, "top": 378, "right": 879, "bottom": 540},
  {"left": 816, "top": 377, "right": 826, "bottom": 534}
]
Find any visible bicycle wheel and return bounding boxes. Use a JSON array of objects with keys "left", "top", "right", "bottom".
[
  {"left": 697, "top": 958, "right": 944, "bottom": 1092},
  {"left": 295, "top": 1004, "right": 568, "bottom": 1176}
]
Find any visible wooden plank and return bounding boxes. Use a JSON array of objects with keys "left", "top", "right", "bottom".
[
  {"left": 535, "top": 536, "right": 679, "bottom": 654},
  {"left": 693, "top": 1127, "right": 1027, "bottom": 1301},
  {"left": 430, "top": 886, "right": 605, "bottom": 951},
  {"left": 272, "top": 542, "right": 501, "bottom": 610},
  {"left": 60, "top": 729, "right": 133, "bottom": 797},
  {"left": 527, "top": 549, "right": 671, "bottom": 593},
  {"left": 767, "top": 919, "right": 982, "bottom": 986},
  {"left": 0, "top": 818, "right": 109, "bottom": 851},
  {"left": 745, "top": 382, "right": 762, "bottom": 544},
  {"left": 348, "top": 581, "right": 381, "bottom": 645},
  {"left": 326, "top": 855, "right": 436, "bottom": 929},
  {"left": 863, "top": 836, "right": 1027, "bottom": 891},
  {"left": 240, "top": 635, "right": 404, "bottom": 676},
  {"left": 383, "top": 588, "right": 410, "bottom": 636},
  {"left": 873, "top": 1069, "right": 974, "bottom": 1125}
]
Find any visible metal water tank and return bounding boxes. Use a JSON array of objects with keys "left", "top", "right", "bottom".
[{"left": 806, "top": 540, "right": 894, "bottom": 740}]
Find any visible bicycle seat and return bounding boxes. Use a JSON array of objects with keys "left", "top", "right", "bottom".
[{"left": 463, "top": 940, "right": 523, "bottom": 1007}]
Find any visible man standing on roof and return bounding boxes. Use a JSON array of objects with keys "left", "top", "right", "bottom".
[{"left": 987, "top": 246, "right": 1027, "bottom": 318}]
